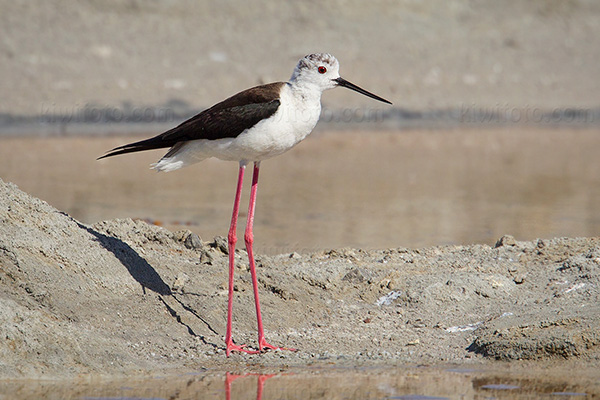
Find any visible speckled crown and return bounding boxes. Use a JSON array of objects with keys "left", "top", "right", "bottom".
[
  {"left": 291, "top": 53, "right": 339, "bottom": 81},
  {"left": 297, "top": 53, "right": 338, "bottom": 69}
]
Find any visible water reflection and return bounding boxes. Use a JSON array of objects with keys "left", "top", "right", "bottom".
[
  {"left": 225, "top": 372, "right": 277, "bottom": 400},
  {"left": 0, "top": 366, "right": 597, "bottom": 399}
]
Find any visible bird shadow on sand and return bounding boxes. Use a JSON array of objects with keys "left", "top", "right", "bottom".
[
  {"left": 76, "top": 221, "right": 221, "bottom": 349},
  {"left": 77, "top": 222, "right": 172, "bottom": 295}
]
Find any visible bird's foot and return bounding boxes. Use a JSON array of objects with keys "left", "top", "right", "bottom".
[
  {"left": 226, "top": 340, "right": 259, "bottom": 357},
  {"left": 258, "top": 337, "right": 297, "bottom": 353}
]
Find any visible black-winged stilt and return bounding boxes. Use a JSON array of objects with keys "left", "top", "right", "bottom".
[{"left": 99, "top": 53, "right": 392, "bottom": 356}]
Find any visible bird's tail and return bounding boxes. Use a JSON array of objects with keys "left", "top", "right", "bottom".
[{"left": 97, "top": 136, "right": 174, "bottom": 160}]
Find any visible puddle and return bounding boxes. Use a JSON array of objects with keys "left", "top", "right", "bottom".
[{"left": 0, "top": 366, "right": 598, "bottom": 399}]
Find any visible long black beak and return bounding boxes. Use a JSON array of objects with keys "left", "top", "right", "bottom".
[{"left": 334, "top": 77, "right": 392, "bottom": 105}]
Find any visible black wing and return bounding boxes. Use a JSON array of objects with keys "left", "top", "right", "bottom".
[{"left": 98, "top": 82, "right": 284, "bottom": 159}]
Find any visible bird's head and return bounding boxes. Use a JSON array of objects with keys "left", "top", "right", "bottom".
[
  {"left": 290, "top": 53, "right": 341, "bottom": 90},
  {"left": 290, "top": 53, "right": 392, "bottom": 104}
]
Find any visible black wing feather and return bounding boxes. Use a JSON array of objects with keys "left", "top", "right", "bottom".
[{"left": 98, "top": 82, "right": 284, "bottom": 160}]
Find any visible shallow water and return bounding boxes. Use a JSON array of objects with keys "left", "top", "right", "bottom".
[
  {"left": 0, "top": 128, "right": 599, "bottom": 254},
  {"left": 1, "top": 366, "right": 598, "bottom": 399}
]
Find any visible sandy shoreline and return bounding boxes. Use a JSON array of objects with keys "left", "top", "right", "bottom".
[{"left": 1, "top": 177, "right": 599, "bottom": 380}]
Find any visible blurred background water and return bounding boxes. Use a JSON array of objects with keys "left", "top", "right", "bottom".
[{"left": 1, "top": 0, "right": 599, "bottom": 252}]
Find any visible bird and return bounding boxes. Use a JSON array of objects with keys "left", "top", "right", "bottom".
[{"left": 98, "top": 53, "right": 392, "bottom": 356}]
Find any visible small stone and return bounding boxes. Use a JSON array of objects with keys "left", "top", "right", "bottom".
[
  {"left": 184, "top": 233, "right": 202, "bottom": 250},
  {"left": 212, "top": 236, "right": 229, "bottom": 254},
  {"left": 495, "top": 235, "right": 516, "bottom": 248},
  {"left": 199, "top": 250, "right": 213, "bottom": 264},
  {"left": 342, "top": 267, "right": 373, "bottom": 284},
  {"left": 173, "top": 229, "right": 190, "bottom": 242},
  {"left": 172, "top": 273, "right": 189, "bottom": 292}
]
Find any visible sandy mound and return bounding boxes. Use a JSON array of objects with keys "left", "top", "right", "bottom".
[{"left": 1, "top": 178, "right": 599, "bottom": 378}]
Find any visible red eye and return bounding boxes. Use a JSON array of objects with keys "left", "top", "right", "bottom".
[{"left": 318, "top": 66, "right": 327, "bottom": 74}]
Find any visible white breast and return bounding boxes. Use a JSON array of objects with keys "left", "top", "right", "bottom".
[{"left": 231, "top": 83, "right": 322, "bottom": 160}]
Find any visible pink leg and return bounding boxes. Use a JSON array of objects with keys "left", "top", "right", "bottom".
[
  {"left": 245, "top": 162, "right": 296, "bottom": 353},
  {"left": 226, "top": 162, "right": 258, "bottom": 356}
]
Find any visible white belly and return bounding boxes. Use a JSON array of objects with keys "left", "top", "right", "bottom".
[{"left": 153, "top": 85, "right": 322, "bottom": 171}]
